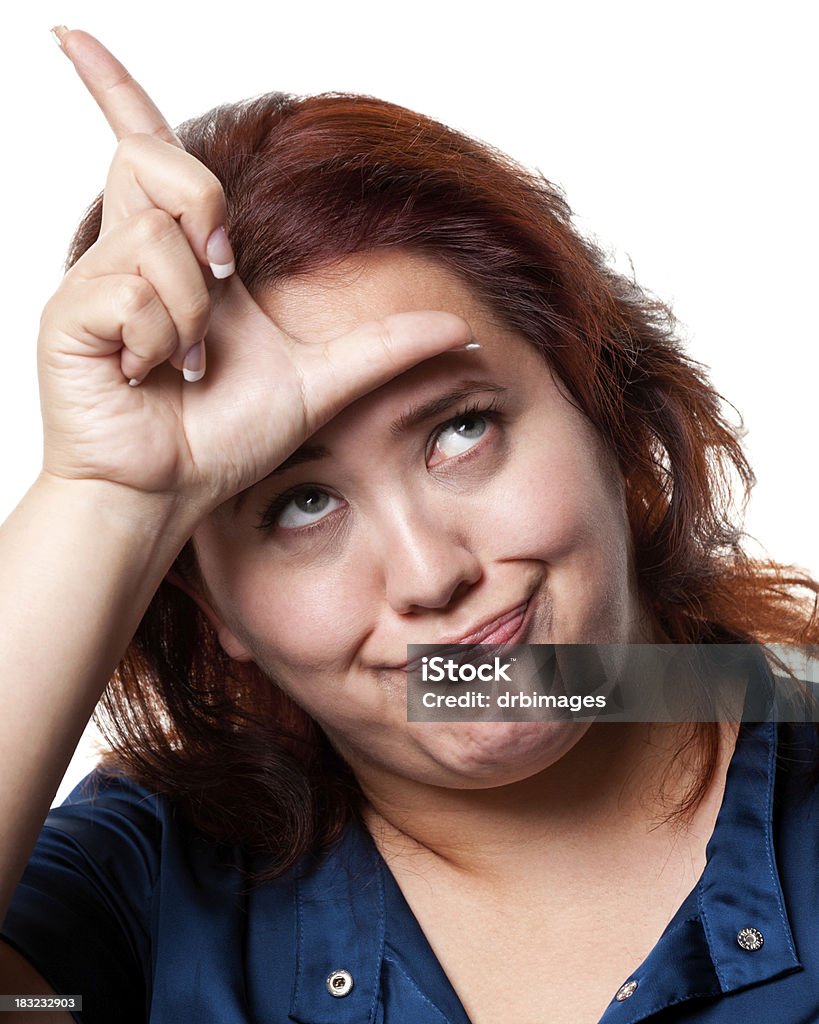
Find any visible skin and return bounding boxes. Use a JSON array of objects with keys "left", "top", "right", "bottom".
[{"left": 187, "top": 247, "right": 676, "bottom": 803}]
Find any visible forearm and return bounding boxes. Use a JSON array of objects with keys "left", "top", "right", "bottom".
[{"left": 0, "top": 472, "right": 201, "bottom": 917}]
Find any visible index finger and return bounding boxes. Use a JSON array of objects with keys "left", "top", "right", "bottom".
[{"left": 51, "top": 27, "right": 183, "bottom": 148}]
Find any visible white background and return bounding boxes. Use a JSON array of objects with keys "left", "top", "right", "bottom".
[{"left": 2, "top": 2, "right": 816, "bottom": 804}]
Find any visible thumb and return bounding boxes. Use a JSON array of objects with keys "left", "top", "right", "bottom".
[
  {"left": 206, "top": 278, "right": 477, "bottom": 431},
  {"left": 295, "top": 311, "right": 478, "bottom": 430}
]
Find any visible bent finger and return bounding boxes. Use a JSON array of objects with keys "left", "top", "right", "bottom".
[
  {"left": 44, "top": 274, "right": 179, "bottom": 384},
  {"left": 101, "top": 134, "right": 232, "bottom": 277},
  {"left": 70, "top": 209, "right": 213, "bottom": 369}
]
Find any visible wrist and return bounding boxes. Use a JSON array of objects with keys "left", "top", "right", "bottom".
[{"left": 33, "top": 470, "right": 206, "bottom": 549}]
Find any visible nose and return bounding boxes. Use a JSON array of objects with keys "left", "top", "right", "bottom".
[{"left": 376, "top": 503, "right": 483, "bottom": 614}]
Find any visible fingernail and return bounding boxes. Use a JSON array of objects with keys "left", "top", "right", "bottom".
[
  {"left": 128, "top": 376, "right": 143, "bottom": 387},
  {"left": 183, "top": 341, "right": 206, "bottom": 383},
  {"left": 50, "top": 25, "right": 69, "bottom": 50},
  {"left": 461, "top": 341, "right": 481, "bottom": 350},
  {"left": 206, "top": 226, "right": 235, "bottom": 280}
]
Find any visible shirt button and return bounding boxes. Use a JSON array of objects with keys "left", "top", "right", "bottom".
[
  {"left": 326, "top": 968, "right": 354, "bottom": 997},
  {"left": 736, "top": 927, "right": 764, "bottom": 951},
  {"left": 615, "top": 980, "right": 638, "bottom": 1001}
]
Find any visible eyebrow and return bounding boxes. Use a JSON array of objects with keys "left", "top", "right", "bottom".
[
  {"left": 388, "top": 380, "right": 508, "bottom": 436},
  {"left": 231, "top": 379, "right": 509, "bottom": 514}
]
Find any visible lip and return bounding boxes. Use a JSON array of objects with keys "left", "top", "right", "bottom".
[
  {"left": 448, "top": 600, "right": 530, "bottom": 645},
  {"left": 389, "top": 598, "right": 532, "bottom": 672}
]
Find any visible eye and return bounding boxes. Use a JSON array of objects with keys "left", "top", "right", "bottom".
[
  {"left": 429, "top": 409, "right": 490, "bottom": 466},
  {"left": 264, "top": 487, "right": 343, "bottom": 530}
]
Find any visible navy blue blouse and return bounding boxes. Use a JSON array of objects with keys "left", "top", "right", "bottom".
[{"left": 2, "top": 714, "right": 819, "bottom": 1021}]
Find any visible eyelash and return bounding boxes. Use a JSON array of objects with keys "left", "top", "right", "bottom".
[
  {"left": 425, "top": 396, "right": 503, "bottom": 464},
  {"left": 255, "top": 397, "right": 505, "bottom": 533}
]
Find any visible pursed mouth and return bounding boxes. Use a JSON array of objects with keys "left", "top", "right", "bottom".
[
  {"left": 393, "top": 598, "right": 533, "bottom": 673},
  {"left": 451, "top": 600, "right": 530, "bottom": 645}
]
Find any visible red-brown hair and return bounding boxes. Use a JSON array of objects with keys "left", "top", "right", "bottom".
[{"left": 66, "top": 92, "right": 819, "bottom": 879}]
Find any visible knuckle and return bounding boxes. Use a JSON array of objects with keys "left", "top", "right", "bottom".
[
  {"left": 371, "top": 318, "right": 398, "bottom": 361},
  {"left": 132, "top": 207, "right": 177, "bottom": 246},
  {"left": 112, "top": 132, "right": 147, "bottom": 166},
  {"left": 177, "top": 291, "right": 211, "bottom": 329},
  {"left": 117, "top": 277, "right": 156, "bottom": 318},
  {"left": 187, "top": 173, "right": 226, "bottom": 211},
  {"left": 128, "top": 335, "right": 176, "bottom": 364},
  {"left": 153, "top": 332, "right": 179, "bottom": 360},
  {"left": 126, "top": 319, "right": 176, "bottom": 361},
  {"left": 111, "top": 137, "right": 133, "bottom": 168},
  {"left": 39, "top": 276, "right": 86, "bottom": 330},
  {"left": 106, "top": 67, "right": 136, "bottom": 95}
]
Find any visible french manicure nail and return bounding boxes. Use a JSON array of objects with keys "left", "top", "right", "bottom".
[
  {"left": 183, "top": 341, "right": 206, "bottom": 383},
  {"left": 50, "top": 25, "right": 69, "bottom": 50},
  {"left": 461, "top": 341, "right": 481, "bottom": 350},
  {"left": 128, "top": 377, "right": 143, "bottom": 387},
  {"left": 206, "top": 226, "right": 235, "bottom": 280}
]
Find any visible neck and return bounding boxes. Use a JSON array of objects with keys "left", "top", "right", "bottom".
[{"left": 354, "top": 721, "right": 738, "bottom": 884}]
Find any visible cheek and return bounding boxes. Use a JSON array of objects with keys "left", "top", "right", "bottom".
[
  {"left": 233, "top": 558, "right": 374, "bottom": 672},
  {"left": 480, "top": 424, "right": 624, "bottom": 561},
  {"left": 478, "top": 423, "right": 635, "bottom": 638}
]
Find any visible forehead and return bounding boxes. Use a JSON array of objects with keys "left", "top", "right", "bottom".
[
  {"left": 255, "top": 249, "right": 497, "bottom": 343},
  {"left": 251, "top": 248, "right": 569, "bottom": 429}
]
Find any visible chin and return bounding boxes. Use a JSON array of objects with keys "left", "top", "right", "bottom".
[{"left": 411, "top": 719, "right": 592, "bottom": 787}]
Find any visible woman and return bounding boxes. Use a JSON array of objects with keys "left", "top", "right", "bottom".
[{"left": 1, "top": 26, "right": 818, "bottom": 1024}]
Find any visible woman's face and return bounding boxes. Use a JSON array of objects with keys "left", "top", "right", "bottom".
[{"left": 190, "top": 250, "right": 653, "bottom": 790}]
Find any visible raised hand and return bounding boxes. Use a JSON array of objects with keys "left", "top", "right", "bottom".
[{"left": 40, "top": 29, "right": 474, "bottom": 516}]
